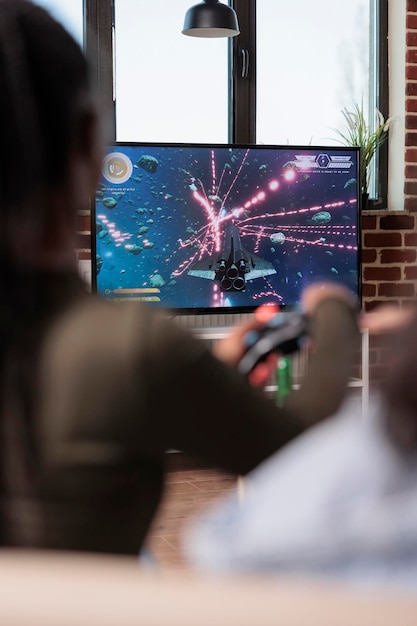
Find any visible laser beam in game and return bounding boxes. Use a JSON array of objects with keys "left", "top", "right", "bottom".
[{"left": 187, "top": 222, "right": 276, "bottom": 292}]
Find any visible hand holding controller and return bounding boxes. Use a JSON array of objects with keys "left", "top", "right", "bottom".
[{"left": 238, "top": 311, "right": 308, "bottom": 376}]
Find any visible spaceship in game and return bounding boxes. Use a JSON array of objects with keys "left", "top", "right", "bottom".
[{"left": 188, "top": 221, "right": 276, "bottom": 292}]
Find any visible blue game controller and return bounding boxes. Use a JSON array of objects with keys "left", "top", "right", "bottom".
[{"left": 238, "top": 311, "right": 308, "bottom": 376}]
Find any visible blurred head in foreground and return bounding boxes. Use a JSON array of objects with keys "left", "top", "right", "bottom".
[{"left": 0, "top": 0, "right": 104, "bottom": 273}]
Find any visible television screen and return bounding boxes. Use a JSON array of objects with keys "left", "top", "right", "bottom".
[{"left": 92, "top": 142, "right": 361, "bottom": 315}]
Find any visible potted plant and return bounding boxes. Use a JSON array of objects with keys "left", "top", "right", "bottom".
[{"left": 332, "top": 100, "right": 394, "bottom": 209}]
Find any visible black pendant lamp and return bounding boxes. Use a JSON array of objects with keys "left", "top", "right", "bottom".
[{"left": 182, "top": 0, "right": 240, "bottom": 38}]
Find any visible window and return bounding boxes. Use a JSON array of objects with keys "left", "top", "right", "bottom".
[
  {"left": 113, "top": 0, "right": 229, "bottom": 143},
  {"left": 255, "top": 1, "right": 373, "bottom": 146},
  {"left": 84, "top": 0, "right": 390, "bottom": 204},
  {"left": 33, "top": 0, "right": 83, "bottom": 45}
]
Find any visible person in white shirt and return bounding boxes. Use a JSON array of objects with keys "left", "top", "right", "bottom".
[{"left": 183, "top": 304, "right": 417, "bottom": 593}]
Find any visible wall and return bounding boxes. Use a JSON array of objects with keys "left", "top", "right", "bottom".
[
  {"left": 77, "top": 1, "right": 417, "bottom": 385},
  {"left": 405, "top": 0, "right": 417, "bottom": 211},
  {"left": 362, "top": 211, "right": 416, "bottom": 383},
  {"left": 360, "top": 1, "right": 416, "bottom": 383}
]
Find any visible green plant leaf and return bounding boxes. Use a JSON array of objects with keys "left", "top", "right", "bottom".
[{"left": 330, "top": 100, "right": 393, "bottom": 196}]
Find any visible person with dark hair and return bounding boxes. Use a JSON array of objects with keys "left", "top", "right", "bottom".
[{"left": 0, "top": 0, "right": 359, "bottom": 556}]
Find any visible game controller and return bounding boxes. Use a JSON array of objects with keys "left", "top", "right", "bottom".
[{"left": 238, "top": 311, "right": 309, "bottom": 376}]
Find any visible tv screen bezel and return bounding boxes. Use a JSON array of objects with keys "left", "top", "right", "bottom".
[{"left": 91, "top": 141, "right": 362, "bottom": 317}]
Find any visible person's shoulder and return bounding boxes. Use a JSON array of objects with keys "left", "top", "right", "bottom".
[
  {"left": 45, "top": 295, "right": 156, "bottom": 349},
  {"left": 74, "top": 295, "right": 197, "bottom": 348},
  {"left": 45, "top": 295, "right": 205, "bottom": 373}
]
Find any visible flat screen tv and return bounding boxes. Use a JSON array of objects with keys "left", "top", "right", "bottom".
[{"left": 92, "top": 142, "right": 361, "bottom": 316}]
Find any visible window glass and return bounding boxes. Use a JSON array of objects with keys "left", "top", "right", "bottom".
[
  {"left": 33, "top": 0, "right": 84, "bottom": 45},
  {"left": 256, "top": 0, "right": 372, "bottom": 146},
  {"left": 114, "top": 1, "right": 375, "bottom": 146},
  {"left": 114, "top": 0, "right": 229, "bottom": 143}
]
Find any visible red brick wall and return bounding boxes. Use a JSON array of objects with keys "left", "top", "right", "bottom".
[
  {"left": 362, "top": 211, "right": 417, "bottom": 382},
  {"left": 360, "top": 1, "right": 417, "bottom": 382},
  {"left": 406, "top": 0, "right": 417, "bottom": 210},
  {"left": 362, "top": 212, "right": 417, "bottom": 309}
]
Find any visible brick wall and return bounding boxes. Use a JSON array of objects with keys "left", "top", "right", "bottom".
[
  {"left": 360, "top": 0, "right": 417, "bottom": 383},
  {"left": 406, "top": 0, "right": 417, "bottom": 210},
  {"left": 362, "top": 212, "right": 417, "bottom": 309},
  {"left": 362, "top": 211, "right": 416, "bottom": 382},
  {"left": 78, "top": 2, "right": 417, "bottom": 385}
]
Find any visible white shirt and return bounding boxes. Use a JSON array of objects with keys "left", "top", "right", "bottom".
[{"left": 184, "top": 394, "right": 417, "bottom": 593}]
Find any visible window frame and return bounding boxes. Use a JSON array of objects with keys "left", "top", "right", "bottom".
[
  {"left": 83, "top": 0, "right": 389, "bottom": 207},
  {"left": 84, "top": 0, "right": 115, "bottom": 138}
]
